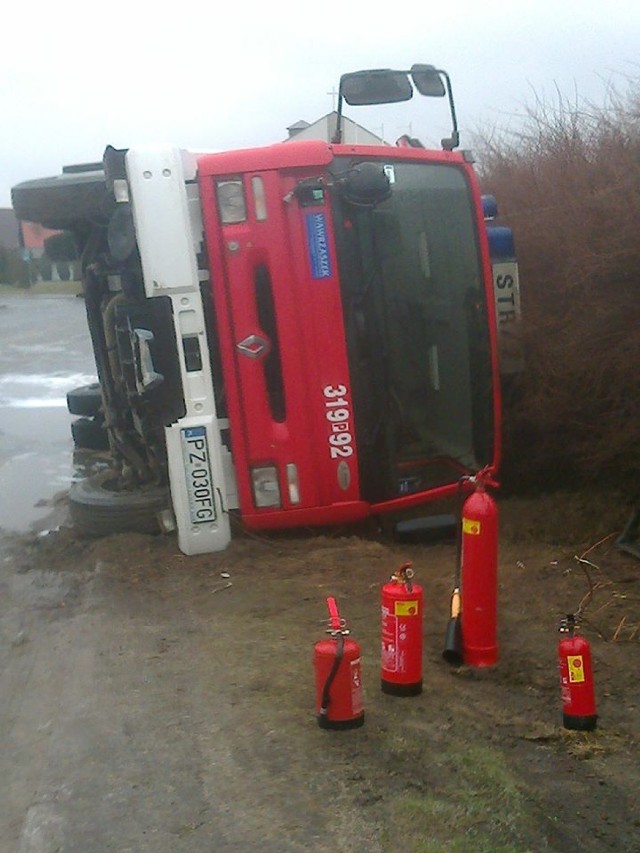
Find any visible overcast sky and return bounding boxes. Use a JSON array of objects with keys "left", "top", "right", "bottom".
[{"left": 2, "top": 0, "right": 639, "bottom": 208}]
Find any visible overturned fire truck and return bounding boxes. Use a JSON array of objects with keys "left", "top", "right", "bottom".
[{"left": 12, "top": 64, "right": 520, "bottom": 554}]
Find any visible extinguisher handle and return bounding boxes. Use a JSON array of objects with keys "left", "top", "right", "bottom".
[
  {"left": 326, "top": 596, "right": 342, "bottom": 631},
  {"left": 475, "top": 466, "right": 500, "bottom": 490}
]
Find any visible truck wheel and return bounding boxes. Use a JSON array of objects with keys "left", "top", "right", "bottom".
[
  {"left": 67, "top": 383, "right": 102, "bottom": 417},
  {"left": 69, "top": 471, "right": 170, "bottom": 536},
  {"left": 11, "top": 169, "right": 110, "bottom": 230},
  {"left": 70, "top": 417, "right": 109, "bottom": 451}
]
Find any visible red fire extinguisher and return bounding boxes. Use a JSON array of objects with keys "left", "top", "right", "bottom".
[
  {"left": 558, "top": 613, "right": 598, "bottom": 731},
  {"left": 314, "top": 597, "right": 364, "bottom": 729},
  {"left": 381, "top": 562, "right": 423, "bottom": 695},
  {"left": 460, "top": 476, "right": 499, "bottom": 667}
]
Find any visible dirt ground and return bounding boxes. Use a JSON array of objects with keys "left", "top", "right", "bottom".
[{"left": 1, "top": 489, "right": 639, "bottom": 852}]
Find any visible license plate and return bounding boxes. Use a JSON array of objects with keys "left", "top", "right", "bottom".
[
  {"left": 492, "top": 260, "right": 524, "bottom": 374},
  {"left": 181, "top": 426, "right": 217, "bottom": 524}
]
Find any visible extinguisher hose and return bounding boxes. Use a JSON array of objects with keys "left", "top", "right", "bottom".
[
  {"left": 319, "top": 632, "right": 345, "bottom": 716},
  {"left": 454, "top": 476, "right": 466, "bottom": 588}
]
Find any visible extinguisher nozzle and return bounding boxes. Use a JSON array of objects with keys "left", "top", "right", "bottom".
[{"left": 443, "top": 617, "right": 463, "bottom": 665}]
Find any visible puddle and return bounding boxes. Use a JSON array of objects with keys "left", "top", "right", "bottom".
[{"left": 0, "top": 295, "right": 98, "bottom": 533}]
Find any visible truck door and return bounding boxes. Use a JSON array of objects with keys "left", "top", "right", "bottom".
[{"left": 198, "top": 153, "right": 365, "bottom": 528}]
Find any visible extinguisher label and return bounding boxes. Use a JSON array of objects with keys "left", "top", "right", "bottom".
[
  {"left": 350, "top": 659, "right": 364, "bottom": 714},
  {"left": 462, "top": 517, "right": 481, "bottom": 535},
  {"left": 567, "top": 655, "right": 586, "bottom": 683},
  {"left": 394, "top": 599, "right": 419, "bottom": 617},
  {"left": 381, "top": 605, "right": 398, "bottom": 672},
  {"left": 381, "top": 606, "right": 415, "bottom": 675}
]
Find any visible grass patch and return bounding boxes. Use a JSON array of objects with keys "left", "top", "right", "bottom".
[
  {"left": 561, "top": 729, "right": 609, "bottom": 760},
  {"left": 385, "top": 743, "right": 535, "bottom": 853}
]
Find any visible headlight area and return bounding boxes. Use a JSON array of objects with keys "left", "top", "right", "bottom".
[
  {"left": 250, "top": 463, "right": 301, "bottom": 509},
  {"left": 250, "top": 465, "right": 281, "bottom": 508},
  {"left": 215, "top": 178, "right": 247, "bottom": 225}
]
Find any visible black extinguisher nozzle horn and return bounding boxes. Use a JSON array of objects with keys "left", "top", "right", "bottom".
[
  {"left": 442, "top": 627, "right": 463, "bottom": 665},
  {"left": 443, "top": 587, "right": 463, "bottom": 664},
  {"left": 443, "top": 478, "right": 466, "bottom": 664}
]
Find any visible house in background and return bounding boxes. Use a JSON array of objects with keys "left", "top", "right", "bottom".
[
  {"left": 0, "top": 207, "right": 59, "bottom": 257},
  {"left": 22, "top": 218, "right": 76, "bottom": 281},
  {"left": 20, "top": 220, "right": 60, "bottom": 260},
  {"left": 284, "top": 112, "right": 386, "bottom": 145},
  {"left": 0, "top": 114, "right": 383, "bottom": 283},
  {"left": 0, "top": 207, "right": 71, "bottom": 283}
]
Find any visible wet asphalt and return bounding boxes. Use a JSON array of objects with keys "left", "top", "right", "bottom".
[{"left": 0, "top": 293, "right": 96, "bottom": 533}]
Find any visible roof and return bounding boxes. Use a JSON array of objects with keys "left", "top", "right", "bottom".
[
  {"left": 286, "top": 120, "right": 311, "bottom": 134},
  {"left": 20, "top": 220, "right": 60, "bottom": 251},
  {"left": 284, "top": 111, "right": 387, "bottom": 146}
]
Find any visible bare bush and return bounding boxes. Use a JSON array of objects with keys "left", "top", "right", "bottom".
[{"left": 476, "top": 83, "right": 640, "bottom": 492}]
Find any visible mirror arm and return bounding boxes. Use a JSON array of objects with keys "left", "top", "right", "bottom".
[
  {"left": 332, "top": 93, "right": 344, "bottom": 144},
  {"left": 332, "top": 65, "right": 460, "bottom": 149},
  {"left": 437, "top": 69, "right": 460, "bottom": 150}
]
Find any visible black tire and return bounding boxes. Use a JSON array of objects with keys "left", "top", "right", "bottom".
[
  {"left": 69, "top": 470, "right": 170, "bottom": 536},
  {"left": 11, "top": 169, "right": 110, "bottom": 230},
  {"left": 70, "top": 417, "right": 109, "bottom": 451},
  {"left": 67, "top": 383, "right": 102, "bottom": 417}
]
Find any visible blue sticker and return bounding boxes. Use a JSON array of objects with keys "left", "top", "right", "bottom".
[
  {"left": 183, "top": 425, "right": 206, "bottom": 440},
  {"left": 305, "top": 212, "right": 332, "bottom": 279}
]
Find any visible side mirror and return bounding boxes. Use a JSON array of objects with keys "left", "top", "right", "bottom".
[
  {"left": 338, "top": 162, "right": 392, "bottom": 207},
  {"left": 333, "top": 62, "right": 459, "bottom": 150},
  {"left": 107, "top": 204, "right": 137, "bottom": 261},
  {"left": 410, "top": 64, "right": 446, "bottom": 97},
  {"left": 340, "top": 69, "right": 413, "bottom": 106}
]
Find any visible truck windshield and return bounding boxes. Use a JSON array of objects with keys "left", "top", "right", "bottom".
[{"left": 331, "top": 159, "right": 494, "bottom": 502}]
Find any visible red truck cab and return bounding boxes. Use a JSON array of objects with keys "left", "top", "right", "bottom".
[{"left": 198, "top": 135, "right": 500, "bottom": 530}]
